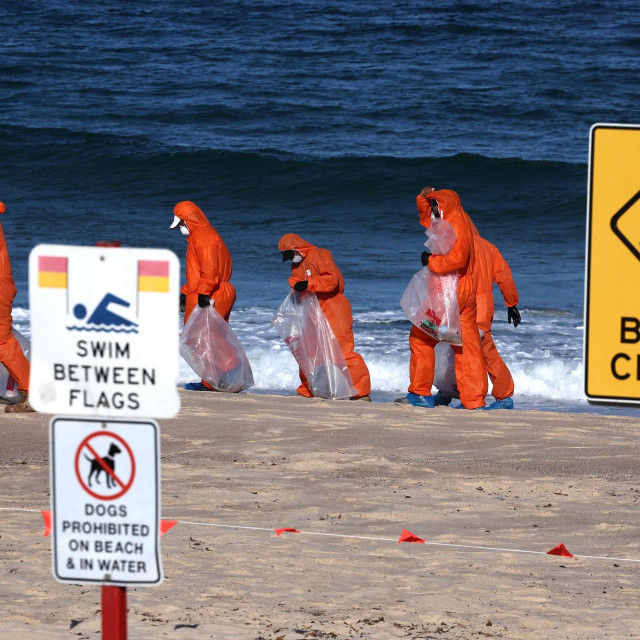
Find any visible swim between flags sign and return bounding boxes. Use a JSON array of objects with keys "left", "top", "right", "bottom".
[{"left": 29, "top": 245, "right": 180, "bottom": 418}]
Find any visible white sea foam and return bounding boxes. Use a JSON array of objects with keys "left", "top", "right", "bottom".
[
  {"left": 11, "top": 305, "right": 595, "bottom": 411},
  {"left": 509, "top": 359, "right": 583, "bottom": 401}
]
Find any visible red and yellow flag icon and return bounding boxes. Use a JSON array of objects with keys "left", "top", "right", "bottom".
[
  {"left": 138, "top": 260, "right": 170, "bottom": 292},
  {"left": 38, "top": 256, "right": 68, "bottom": 288}
]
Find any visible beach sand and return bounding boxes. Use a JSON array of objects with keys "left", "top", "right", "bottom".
[{"left": 1, "top": 391, "right": 639, "bottom": 639}]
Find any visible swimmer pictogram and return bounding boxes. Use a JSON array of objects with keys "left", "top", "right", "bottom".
[{"left": 67, "top": 293, "right": 139, "bottom": 333}]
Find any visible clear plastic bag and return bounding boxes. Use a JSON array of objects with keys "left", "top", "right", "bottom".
[
  {"left": 401, "top": 269, "right": 462, "bottom": 345},
  {"left": 0, "top": 329, "right": 30, "bottom": 401},
  {"left": 180, "top": 306, "right": 254, "bottom": 392},
  {"left": 425, "top": 216, "right": 458, "bottom": 255},
  {"left": 272, "top": 291, "right": 356, "bottom": 399},
  {"left": 400, "top": 217, "right": 462, "bottom": 345},
  {"left": 433, "top": 341, "right": 459, "bottom": 398}
]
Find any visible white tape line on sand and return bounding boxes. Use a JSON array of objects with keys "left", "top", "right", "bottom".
[{"left": 2, "top": 507, "right": 639, "bottom": 564}]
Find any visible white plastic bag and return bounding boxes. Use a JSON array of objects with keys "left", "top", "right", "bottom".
[
  {"left": 272, "top": 291, "right": 356, "bottom": 399},
  {"left": 400, "top": 217, "right": 462, "bottom": 345},
  {"left": 0, "top": 329, "right": 30, "bottom": 401},
  {"left": 180, "top": 306, "right": 254, "bottom": 392},
  {"left": 433, "top": 341, "right": 459, "bottom": 398}
]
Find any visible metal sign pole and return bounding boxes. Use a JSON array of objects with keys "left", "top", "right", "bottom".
[{"left": 101, "top": 585, "right": 127, "bottom": 640}]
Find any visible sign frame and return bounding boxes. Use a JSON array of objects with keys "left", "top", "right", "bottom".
[
  {"left": 584, "top": 122, "right": 640, "bottom": 406},
  {"left": 50, "top": 415, "right": 163, "bottom": 587}
]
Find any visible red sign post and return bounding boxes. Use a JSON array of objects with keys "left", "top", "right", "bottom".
[{"left": 102, "top": 585, "right": 128, "bottom": 640}]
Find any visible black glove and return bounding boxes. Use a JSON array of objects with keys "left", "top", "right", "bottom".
[
  {"left": 198, "top": 293, "right": 211, "bottom": 308},
  {"left": 507, "top": 306, "right": 521, "bottom": 328},
  {"left": 421, "top": 251, "right": 431, "bottom": 266},
  {"left": 293, "top": 280, "right": 308, "bottom": 292},
  {"left": 179, "top": 293, "right": 186, "bottom": 313}
]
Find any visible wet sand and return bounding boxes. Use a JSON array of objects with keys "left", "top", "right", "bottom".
[{"left": 1, "top": 391, "right": 640, "bottom": 639}]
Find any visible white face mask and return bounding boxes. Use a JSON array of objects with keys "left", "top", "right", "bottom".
[
  {"left": 292, "top": 253, "right": 303, "bottom": 264},
  {"left": 180, "top": 224, "right": 190, "bottom": 237}
]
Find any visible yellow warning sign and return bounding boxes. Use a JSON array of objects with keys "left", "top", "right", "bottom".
[{"left": 585, "top": 124, "right": 640, "bottom": 405}]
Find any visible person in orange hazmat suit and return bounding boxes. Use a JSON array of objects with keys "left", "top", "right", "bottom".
[
  {"left": 0, "top": 202, "right": 34, "bottom": 413},
  {"left": 471, "top": 235, "right": 520, "bottom": 408},
  {"left": 399, "top": 187, "right": 488, "bottom": 409},
  {"left": 433, "top": 234, "right": 521, "bottom": 409},
  {"left": 170, "top": 200, "right": 236, "bottom": 391},
  {"left": 278, "top": 233, "right": 371, "bottom": 400}
]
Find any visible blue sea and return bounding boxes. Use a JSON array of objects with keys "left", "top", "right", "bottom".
[{"left": 1, "top": 1, "right": 639, "bottom": 414}]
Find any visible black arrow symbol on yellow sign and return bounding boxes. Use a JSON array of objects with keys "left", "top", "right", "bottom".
[{"left": 611, "top": 190, "right": 640, "bottom": 262}]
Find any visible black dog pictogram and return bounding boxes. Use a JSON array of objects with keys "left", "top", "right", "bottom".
[{"left": 84, "top": 443, "right": 122, "bottom": 488}]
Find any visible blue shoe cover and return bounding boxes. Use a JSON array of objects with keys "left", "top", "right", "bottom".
[
  {"left": 184, "top": 382, "right": 212, "bottom": 391},
  {"left": 487, "top": 397, "right": 514, "bottom": 410},
  {"left": 452, "top": 403, "right": 488, "bottom": 410},
  {"left": 433, "top": 391, "right": 453, "bottom": 406},
  {"left": 407, "top": 392, "right": 435, "bottom": 408}
]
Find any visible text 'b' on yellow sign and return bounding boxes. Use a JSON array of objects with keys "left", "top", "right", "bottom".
[{"left": 585, "top": 123, "right": 640, "bottom": 405}]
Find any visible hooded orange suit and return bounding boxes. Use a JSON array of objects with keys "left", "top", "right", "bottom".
[
  {"left": 409, "top": 189, "right": 487, "bottom": 409},
  {"left": 173, "top": 201, "right": 236, "bottom": 324},
  {"left": 278, "top": 234, "right": 371, "bottom": 399},
  {"left": 0, "top": 203, "right": 30, "bottom": 392},
  {"left": 473, "top": 235, "right": 518, "bottom": 400}
]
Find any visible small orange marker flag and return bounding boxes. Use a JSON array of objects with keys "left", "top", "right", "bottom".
[
  {"left": 41, "top": 510, "right": 52, "bottom": 537},
  {"left": 275, "top": 528, "right": 301, "bottom": 536},
  {"left": 547, "top": 543, "right": 574, "bottom": 558},
  {"left": 160, "top": 520, "right": 178, "bottom": 536},
  {"left": 399, "top": 529, "right": 425, "bottom": 544}
]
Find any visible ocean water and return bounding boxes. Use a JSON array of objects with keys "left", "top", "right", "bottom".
[{"left": 1, "top": 1, "right": 640, "bottom": 414}]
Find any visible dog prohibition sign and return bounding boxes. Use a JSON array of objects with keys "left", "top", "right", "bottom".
[{"left": 74, "top": 432, "right": 136, "bottom": 501}]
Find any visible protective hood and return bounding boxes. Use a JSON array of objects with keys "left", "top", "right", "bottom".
[
  {"left": 417, "top": 189, "right": 463, "bottom": 229},
  {"left": 173, "top": 201, "right": 212, "bottom": 230},
  {"left": 278, "top": 233, "right": 316, "bottom": 257}
]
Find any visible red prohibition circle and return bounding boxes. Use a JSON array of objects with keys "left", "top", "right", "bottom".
[{"left": 74, "top": 431, "right": 136, "bottom": 501}]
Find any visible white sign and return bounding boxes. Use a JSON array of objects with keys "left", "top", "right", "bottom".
[
  {"left": 29, "top": 245, "right": 180, "bottom": 418},
  {"left": 50, "top": 416, "right": 162, "bottom": 586}
]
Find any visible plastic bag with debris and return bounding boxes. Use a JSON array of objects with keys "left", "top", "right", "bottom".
[{"left": 272, "top": 291, "right": 356, "bottom": 399}]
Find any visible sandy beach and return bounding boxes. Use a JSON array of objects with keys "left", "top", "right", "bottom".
[{"left": 1, "top": 392, "right": 640, "bottom": 639}]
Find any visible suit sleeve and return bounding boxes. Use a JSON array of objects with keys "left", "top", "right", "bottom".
[
  {"left": 428, "top": 218, "right": 471, "bottom": 274},
  {"left": 305, "top": 249, "right": 339, "bottom": 293},
  {"left": 193, "top": 235, "right": 221, "bottom": 295},
  {"left": 416, "top": 194, "right": 431, "bottom": 228},
  {"left": 492, "top": 245, "right": 519, "bottom": 307}
]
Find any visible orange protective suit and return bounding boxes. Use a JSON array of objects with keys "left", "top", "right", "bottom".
[
  {"left": 408, "top": 189, "right": 488, "bottom": 409},
  {"left": 278, "top": 234, "right": 371, "bottom": 399},
  {"left": 473, "top": 235, "right": 519, "bottom": 400},
  {"left": 0, "top": 203, "right": 30, "bottom": 392},
  {"left": 173, "top": 201, "right": 236, "bottom": 324}
]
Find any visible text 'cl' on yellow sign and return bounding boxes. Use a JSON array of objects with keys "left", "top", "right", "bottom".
[{"left": 585, "top": 123, "right": 640, "bottom": 406}]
